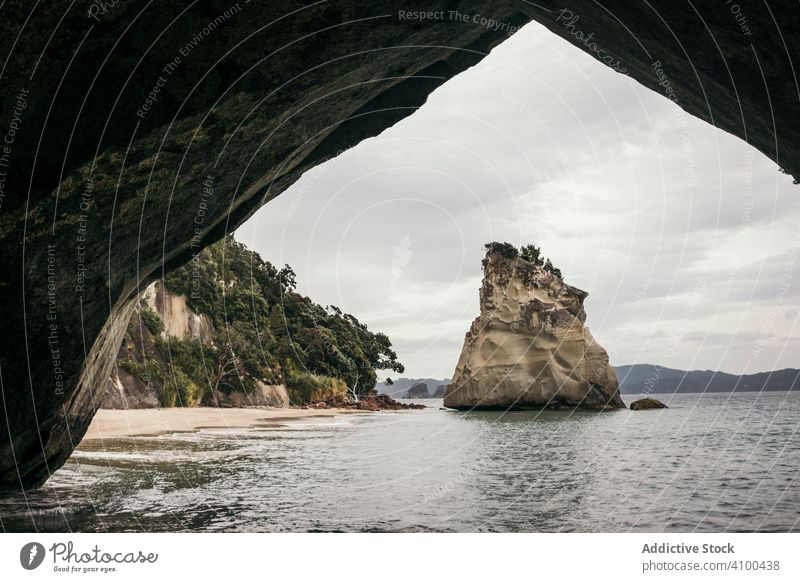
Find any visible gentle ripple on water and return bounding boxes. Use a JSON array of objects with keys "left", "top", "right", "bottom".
[{"left": 1, "top": 392, "right": 798, "bottom": 532}]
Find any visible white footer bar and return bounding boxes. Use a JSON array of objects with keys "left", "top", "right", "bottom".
[{"left": 1, "top": 533, "right": 797, "bottom": 581}]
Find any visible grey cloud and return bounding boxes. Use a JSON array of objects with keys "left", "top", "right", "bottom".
[{"left": 237, "top": 22, "right": 799, "bottom": 378}]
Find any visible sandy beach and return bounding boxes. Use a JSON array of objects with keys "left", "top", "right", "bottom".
[{"left": 84, "top": 407, "right": 358, "bottom": 439}]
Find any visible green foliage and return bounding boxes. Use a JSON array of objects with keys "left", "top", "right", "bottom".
[
  {"left": 485, "top": 241, "right": 564, "bottom": 279},
  {"left": 160, "top": 366, "right": 202, "bottom": 408},
  {"left": 284, "top": 363, "right": 347, "bottom": 404},
  {"left": 157, "top": 383, "right": 177, "bottom": 408},
  {"left": 484, "top": 241, "right": 518, "bottom": 260},
  {"left": 543, "top": 258, "right": 562, "bottom": 279},
  {"left": 118, "top": 358, "right": 139, "bottom": 376},
  {"left": 159, "top": 235, "right": 404, "bottom": 400},
  {"left": 156, "top": 335, "right": 214, "bottom": 403},
  {"left": 138, "top": 301, "right": 164, "bottom": 336},
  {"left": 118, "top": 357, "right": 162, "bottom": 385},
  {"left": 519, "top": 244, "right": 543, "bottom": 266}
]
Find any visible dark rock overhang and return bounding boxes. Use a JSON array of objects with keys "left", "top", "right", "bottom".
[{"left": 0, "top": 1, "right": 796, "bottom": 490}]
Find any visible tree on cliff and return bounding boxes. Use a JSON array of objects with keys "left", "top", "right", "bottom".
[
  {"left": 153, "top": 235, "right": 403, "bottom": 401},
  {"left": 484, "top": 241, "right": 518, "bottom": 259},
  {"left": 519, "top": 244, "right": 543, "bottom": 266},
  {"left": 543, "top": 258, "right": 562, "bottom": 279},
  {"left": 485, "top": 241, "right": 563, "bottom": 279}
]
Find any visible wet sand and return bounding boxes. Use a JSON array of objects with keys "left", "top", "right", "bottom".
[{"left": 84, "top": 407, "right": 358, "bottom": 439}]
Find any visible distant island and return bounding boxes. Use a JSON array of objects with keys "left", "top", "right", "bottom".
[
  {"left": 617, "top": 365, "right": 800, "bottom": 394},
  {"left": 376, "top": 378, "right": 450, "bottom": 399},
  {"left": 387, "top": 366, "right": 800, "bottom": 399}
]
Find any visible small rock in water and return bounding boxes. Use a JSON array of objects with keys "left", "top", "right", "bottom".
[{"left": 629, "top": 397, "right": 668, "bottom": 410}]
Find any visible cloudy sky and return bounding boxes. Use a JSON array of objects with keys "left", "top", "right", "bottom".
[{"left": 235, "top": 21, "right": 800, "bottom": 381}]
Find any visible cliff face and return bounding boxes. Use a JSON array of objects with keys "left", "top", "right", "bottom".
[
  {"left": 145, "top": 283, "right": 215, "bottom": 344},
  {"left": 444, "top": 252, "right": 624, "bottom": 410},
  {"left": 102, "top": 281, "right": 289, "bottom": 410}
]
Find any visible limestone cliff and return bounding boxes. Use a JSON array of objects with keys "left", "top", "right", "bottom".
[
  {"left": 144, "top": 282, "right": 215, "bottom": 344},
  {"left": 444, "top": 249, "right": 624, "bottom": 410},
  {"left": 102, "top": 281, "right": 290, "bottom": 410}
]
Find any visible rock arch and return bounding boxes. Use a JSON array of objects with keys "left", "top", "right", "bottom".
[{"left": 0, "top": 1, "right": 797, "bottom": 490}]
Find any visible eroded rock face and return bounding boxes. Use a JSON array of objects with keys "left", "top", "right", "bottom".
[
  {"left": 145, "top": 282, "right": 215, "bottom": 344},
  {"left": 102, "top": 364, "right": 160, "bottom": 411},
  {"left": 444, "top": 252, "right": 624, "bottom": 410},
  {"left": 100, "top": 281, "right": 291, "bottom": 410},
  {"left": 1, "top": 1, "right": 797, "bottom": 489}
]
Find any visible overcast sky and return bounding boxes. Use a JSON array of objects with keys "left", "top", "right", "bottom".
[{"left": 235, "top": 21, "right": 800, "bottom": 381}]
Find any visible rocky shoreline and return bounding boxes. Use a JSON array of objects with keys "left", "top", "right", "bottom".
[{"left": 302, "top": 391, "right": 426, "bottom": 411}]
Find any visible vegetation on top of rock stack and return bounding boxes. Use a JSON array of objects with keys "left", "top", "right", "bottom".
[
  {"left": 483, "top": 242, "right": 562, "bottom": 278},
  {"left": 122, "top": 235, "right": 404, "bottom": 406}
]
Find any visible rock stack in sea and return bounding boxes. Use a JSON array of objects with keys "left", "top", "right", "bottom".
[{"left": 444, "top": 246, "right": 625, "bottom": 411}]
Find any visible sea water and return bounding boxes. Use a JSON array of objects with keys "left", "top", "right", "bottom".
[{"left": 1, "top": 391, "right": 798, "bottom": 532}]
